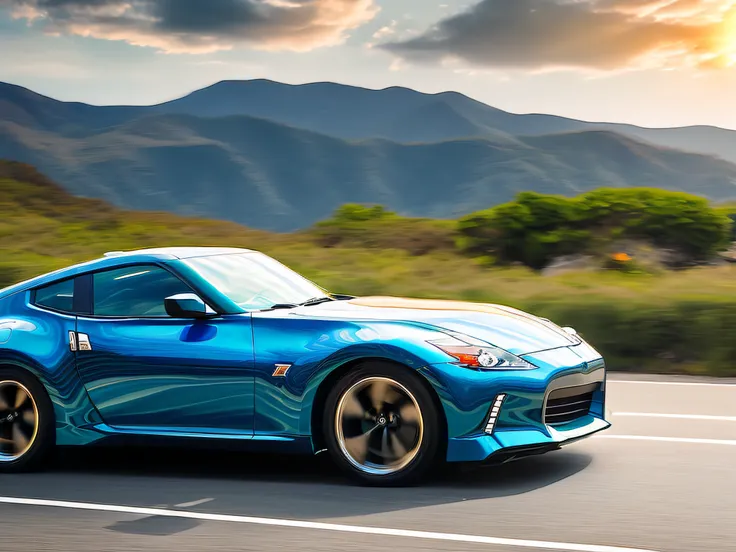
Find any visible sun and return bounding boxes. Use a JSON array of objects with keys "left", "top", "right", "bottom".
[{"left": 728, "top": 12, "right": 736, "bottom": 41}]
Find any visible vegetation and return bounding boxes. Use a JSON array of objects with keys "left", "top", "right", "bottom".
[
  {"left": 715, "top": 203, "right": 736, "bottom": 241},
  {"left": 457, "top": 189, "right": 732, "bottom": 269},
  {"left": 2, "top": 161, "right": 736, "bottom": 376},
  {"left": 312, "top": 204, "right": 455, "bottom": 255}
]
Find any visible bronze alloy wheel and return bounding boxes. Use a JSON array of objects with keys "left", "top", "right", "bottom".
[
  {"left": 335, "top": 376, "right": 424, "bottom": 475},
  {"left": 0, "top": 380, "right": 39, "bottom": 462}
]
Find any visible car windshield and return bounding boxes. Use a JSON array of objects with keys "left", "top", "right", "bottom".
[{"left": 181, "top": 252, "right": 329, "bottom": 311}]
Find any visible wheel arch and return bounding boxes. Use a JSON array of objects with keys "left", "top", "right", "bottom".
[
  {"left": 0, "top": 350, "right": 104, "bottom": 445},
  {"left": 0, "top": 355, "right": 58, "bottom": 435},
  {"left": 0, "top": 352, "right": 54, "bottom": 393},
  {"left": 309, "top": 356, "right": 448, "bottom": 455}
]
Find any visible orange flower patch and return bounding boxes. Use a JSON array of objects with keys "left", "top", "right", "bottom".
[{"left": 611, "top": 252, "right": 632, "bottom": 262}]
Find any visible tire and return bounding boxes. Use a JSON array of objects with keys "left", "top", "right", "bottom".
[
  {"left": 0, "top": 367, "right": 55, "bottom": 473},
  {"left": 323, "top": 361, "right": 442, "bottom": 486}
]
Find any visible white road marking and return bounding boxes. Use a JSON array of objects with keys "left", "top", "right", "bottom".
[
  {"left": 0, "top": 496, "right": 658, "bottom": 552},
  {"left": 175, "top": 498, "right": 214, "bottom": 508},
  {"left": 596, "top": 435, "right": 736, "bottom": 446},
  {"left": 608, "top": 380, "right": 735, "bottom": 388},
  {"left": 612, "top": 413, "right": 736, "bottom": 422}
]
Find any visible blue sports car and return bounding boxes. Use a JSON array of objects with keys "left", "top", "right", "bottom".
[{"left": 0, "top": 247, "right": 609, "bottom": 485}]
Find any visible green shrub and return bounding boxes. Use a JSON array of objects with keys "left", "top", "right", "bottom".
[
  {"left": 458, "top": 188, "right": 732, "bottom": 269},
  {"left": 456, "top": 193, "right": 592, "bottom": 269},
  {"left": 714, "top": 204, "right": 736, "bottom": 241},
  {"left": 330, "top": 204, "right": 393, "bottom": 223},
  {"left": 579, "top": 188, "right": 731, "bottom": 260}
]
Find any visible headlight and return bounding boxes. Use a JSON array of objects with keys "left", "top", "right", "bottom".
[{"left": 429, "top": 334, "right": 537, "bottom": 370}]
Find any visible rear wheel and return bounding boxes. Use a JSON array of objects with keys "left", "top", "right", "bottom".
[
  {"left": 0, "top": 368, "right": 54, "bottom": 472},
  {"left": 323, "top": 362, "right": 442, "bottom": 486}
]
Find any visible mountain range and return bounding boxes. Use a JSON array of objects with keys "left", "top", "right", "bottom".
[{"left": 1, "top": 79, "right": 736, "bottom": 231}]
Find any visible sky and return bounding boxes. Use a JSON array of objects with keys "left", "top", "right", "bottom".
[{"left": 1, "top": 0, "right": 735, "bottom": 130}]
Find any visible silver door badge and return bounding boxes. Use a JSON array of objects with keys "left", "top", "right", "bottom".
[{"left": 78, "top": 333, "right": 93, "bottom": 351}]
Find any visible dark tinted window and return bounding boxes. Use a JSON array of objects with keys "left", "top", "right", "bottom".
[
  {"left": 93, "top": 265, "right": 192, "bottom": 317},
  {"left": 34, "top": 279, "right": 75, "bottom": 313}
]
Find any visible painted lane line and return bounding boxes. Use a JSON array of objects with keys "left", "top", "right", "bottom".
[
  {"left": 596, "top": 435, "right": 736, "bottom": 446},
  {"left": 175, "top": 498, "right": 214, "bottom": 508},
  {"left": 0, "top": 496, "right": 659, "bottom": 552},
  {"left": 608, "top": 380, "right": 735, "bottom": 388},
  {"left": 613, "top": 413, "right": 736, "bottom": 422}
]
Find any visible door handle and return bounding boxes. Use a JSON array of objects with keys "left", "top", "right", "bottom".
[{"left": 69, "top": 331, "right": 93, "bottom": 352}]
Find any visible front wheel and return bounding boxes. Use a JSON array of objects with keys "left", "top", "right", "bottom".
[{"left": 323, "top": 362, "right": 442, "bottom": 486}]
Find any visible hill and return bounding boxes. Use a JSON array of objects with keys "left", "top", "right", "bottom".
[
  {"left": 0, "top": 82, "right": 145, "bottom": 135},
  {"left": 3, "top": 79, "right": 736, "bottom": 231},
  {"left": 3, "top": 109, "right": 736, "bottom": 231},
  {"left": 0, "top": 160, "right": 274, "bottom": 284},
  {"left": 153, "top": 80, "right": 736, "bottom": 164}
]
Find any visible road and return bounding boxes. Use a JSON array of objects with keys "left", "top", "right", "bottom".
[{"left": 1, "top": 373, "right": 734, "bottom": 552}]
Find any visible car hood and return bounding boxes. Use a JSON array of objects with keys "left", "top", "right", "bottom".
[{"left": 292, "top": 296, "right": 581, "bottom": 356}]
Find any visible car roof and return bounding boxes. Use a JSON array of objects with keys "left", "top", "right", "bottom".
[
  {"left": 101, "top": 247, "right": 252, "bottom": 260},
  {"left": 0, "top": 247, "right": 254, "bottom": 300}
]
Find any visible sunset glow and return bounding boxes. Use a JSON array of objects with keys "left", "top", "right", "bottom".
[
  {"left": 727, "top": 11, "right": 736, "bottom": 62},
  {"left": 715, "top": 8, "right": 736, "bottom": 66}
]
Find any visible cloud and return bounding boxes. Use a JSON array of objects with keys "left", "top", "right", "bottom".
[
  {"left": 372, "top": 19, "right": 397, "bottom": 39},
  {"left": 381, "top": 0, "right": 736, "bottom": 71},
  {"left": 3, "top": 0, "right": 379, "bottom": 53}
]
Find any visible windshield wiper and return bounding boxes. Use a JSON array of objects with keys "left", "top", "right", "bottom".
[
  {"left": 261, "top": 296, "right": 334, "bottom": 311},
  {"left": 264, "top": 303, "right": 299, "bottom": 310},
  {"left": 261, "top": 297, "right": 333, "bottom": 311},
  {"left": 300, "top": 296, "right": 335, "bottom": 307}
]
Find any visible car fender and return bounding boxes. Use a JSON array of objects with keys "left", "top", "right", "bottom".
[{"left": 293, "top": 321, "right": 455, "bottom": 435}]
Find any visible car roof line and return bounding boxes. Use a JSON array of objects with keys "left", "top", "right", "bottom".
[{"left": 0, "top": 247, "right": 255, "bottom": 300}]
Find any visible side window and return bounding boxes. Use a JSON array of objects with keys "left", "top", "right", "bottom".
[
  {"left": 34, "top": 279, "right": 75, "bottom": 313},
  {"left": 93, "top": 265, "right": 192, "bottom": 317}
]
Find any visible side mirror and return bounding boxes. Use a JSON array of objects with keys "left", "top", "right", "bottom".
[{"left": 165, "top": 293, "right": 216, "bottom": 319}]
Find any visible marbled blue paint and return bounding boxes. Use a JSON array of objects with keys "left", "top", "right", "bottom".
[
  {"left": 75, "top": 315, "right": 254, "bottom": 433},
  {"left": 0, "top": 292, "right": 103, "bottom": 445},
  {"left": 0, "top": 248, "right": 610, "bottom": 463}
]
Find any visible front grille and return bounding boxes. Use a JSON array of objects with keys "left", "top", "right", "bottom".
[{"left": 544, "top": 383, "right": 598, "bottom": 426}]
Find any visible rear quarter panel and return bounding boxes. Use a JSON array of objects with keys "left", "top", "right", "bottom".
[{"left": 0, "top": 291, "right": 102, "bottom": 445}]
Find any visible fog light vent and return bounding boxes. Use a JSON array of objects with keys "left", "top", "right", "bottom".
[{"left": 484, "top": 394, "right": 506, "bottom": 434}]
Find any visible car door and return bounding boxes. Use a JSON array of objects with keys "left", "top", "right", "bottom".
[{"left": 74, "top": 264, "right": 254, "bottom": 436}]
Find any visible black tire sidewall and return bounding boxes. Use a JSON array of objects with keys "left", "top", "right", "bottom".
[
  {"left": 323, "top": 361, "right": 442, "bottom": 487},
  {"left": 0, "top": 367, "right": 55, "bottom": 472}
]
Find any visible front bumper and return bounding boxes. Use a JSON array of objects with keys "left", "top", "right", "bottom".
[
  {"left": 451, "top": 414, "right": 610, "bottom": 464},
  {"left": 421, "top": 341, "right": 611, "bottom": 463}
]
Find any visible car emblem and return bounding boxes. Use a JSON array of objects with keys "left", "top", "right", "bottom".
[{"left": 272, "top": 364, "right": 291, "bottom": 377}]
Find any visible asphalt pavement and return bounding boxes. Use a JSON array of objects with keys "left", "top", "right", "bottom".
[{"left": 0, "top": 373, "right": 734, "bottom": 552}]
